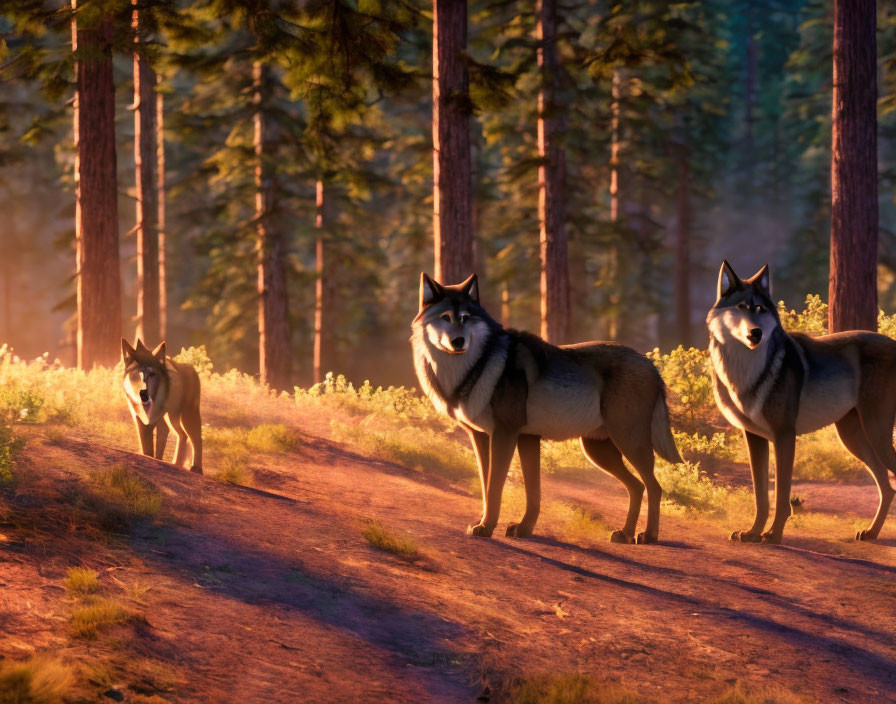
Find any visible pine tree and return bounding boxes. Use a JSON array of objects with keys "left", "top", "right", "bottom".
[
  {"left": 829, "top": 0, "right": 878, "bottom": 332},
  {"left": 72, "top": 0, "right": 122, "bottom": 368}
]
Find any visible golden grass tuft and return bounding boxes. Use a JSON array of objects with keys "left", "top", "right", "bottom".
[
  {"left": 711, "top": 684, "right": 805, "bottom": 704},
  {"left": 69, "top": 597, "right": 145, "bottom": 639},
  {"left": 501, "top": 672, "right": 643, "bottom": 704},
  {"left": 96, "top": 465, "right": 163, "bottom": 518},
  {"left": 362, "top": 520, "right": 419, "bottom": 559},
  {"left": 64, "top": 567, "right": 100, "bottom": 596},
  {"left": 245, "top": 423, "right": 300, "bottom": 453},
  {"left": 0, "top": 656, "right": 74, "bottom": 704}
]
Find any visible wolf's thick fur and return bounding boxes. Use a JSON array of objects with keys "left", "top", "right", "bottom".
[
  {"left": 121, "top": 339, "right": 203, "bottom": 474},
  {"left": 708, "top": 261, "right": 896, "bottom": 543},
  {"left": 411, "top": 273, "right": 681, "bottom": 543}
]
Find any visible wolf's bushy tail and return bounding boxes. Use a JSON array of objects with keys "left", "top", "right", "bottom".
[{"left": 651, "top": 394, "right": 682, "bottom": 464}]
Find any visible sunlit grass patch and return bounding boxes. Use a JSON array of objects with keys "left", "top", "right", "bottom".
[
  {"left": 655, "top": 460, "right": 753, "bottom": 518},
  {"left": 362, "top": 519, "right": 419, "bottom": 559},
  {"left": 65, "top": 567, "right": 100, "bottom": 596},
  {"left": 331, "top": 419, "right": 474, "bottom": 481},
  {"left": 0, "top": 656, "right": 74, "bottom": 704},
  {"left": 69, "top": 597, "right": 145, "bottom": 639},
  {"left": 96, "top": 465, "right": 163, "bottom": 518},
  {"left": 214, "top": 447, "right": 254, "bottom": 486},
  {"left": 711, "top": 683, "right": 805, "bottom": 704},
  {"left": 794, "top": 426, "right": 867, "bottom": 482},
  {"left": 246, "top": 423, "right": 300, "bottom": 453},
  {"left": 501, "top": 672, "right": 643, "bottom": 704}
]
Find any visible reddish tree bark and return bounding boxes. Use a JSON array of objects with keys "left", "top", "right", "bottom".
[
  {"left": 676, "top": 153, "right": 692, "bottom": 347},
  {"left": 72, "top": 2, "right": 121, "bottom": 369},
  {"left": 313, "top": 180, "right": 333, "bottom": 385},
  {"left": 829, "top": 0, "right": 878, "bottom": 333},
  {"left": 133, "top": 2, "right": 160, "bottom": 343},
  {"left": 537, "top": 0, "right": 569, "bottom": 344},
  {"left": 157, "top": 88, "right": 167, "bottom": 339},
  {"left": 254, "top": 62, "right": 291, "bottom": 390},
  {"left": 432, "top": 0, "right": 473, "bottom": 285}
]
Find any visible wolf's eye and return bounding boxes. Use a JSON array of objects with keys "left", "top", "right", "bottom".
[
  {"left": 441, "top": 313, "right": 451, "bottom": 323},
  {"left": 737, "top": 303, "right": 748, "bottom": 310},
  {"left": 459, "top": 314, "right": 470, "bottom": 324},
  {"left": 146, "top": 370, "right": 155, "bottom": 378},
  {"left": 755, "top": 306, "right": 764, "bottom": 313}
]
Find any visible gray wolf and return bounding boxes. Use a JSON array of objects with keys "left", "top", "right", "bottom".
[
  {"left": 708, "top": 261, "right": 896, "bottom": 543},
  {"left": 121, "top": 339, "right": 203, "bottom": 474},
  {"left": 410, "top": 273, "right": 681, "bottom": 543}
]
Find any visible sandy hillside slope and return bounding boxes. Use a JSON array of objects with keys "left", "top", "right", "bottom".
[{"left": 2, "top": 415, "right": 896, "bottom": 703}]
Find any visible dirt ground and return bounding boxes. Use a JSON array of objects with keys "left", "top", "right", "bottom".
[{"left": 2, "top": 414, "right": 896, "bottom": 703}]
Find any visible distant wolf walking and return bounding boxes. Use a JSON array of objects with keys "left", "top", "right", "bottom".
[
  {"left": 410, "top": 273, "right": 681, "bottom": 543},
  {"left": 708, "top": 261, "right": 896, "bottom": 543},
  {"left": 121, "top": 339, "right": 203, "bottom": 474}
]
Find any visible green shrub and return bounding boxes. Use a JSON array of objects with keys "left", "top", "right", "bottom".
[
  {"left": 647, "top": 346, "right": 714, "bottom": 422},
  {"left": 777, "top": 294, "right": 828, "bottom": 335},
  {"left": 655, "top": 460, "right": 751, "bottom": 517},
  {"left": 172, "top": 345, "right": 214, "bottom": 378},
  {"left": 674, "top": 431, "right": 741, "bottom": 462},
  {"left": 246, "top": 423, "right": 300, "bottom": 453}
]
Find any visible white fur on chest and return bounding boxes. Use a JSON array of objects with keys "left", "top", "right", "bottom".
[
  {"left": 411, "top": 328, "right": 507, "bottom": 432},
  {"left": 709, "top": 328, "right": 782, "bottom": 435}
]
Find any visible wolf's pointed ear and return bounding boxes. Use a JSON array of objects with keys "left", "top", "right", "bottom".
[
  {"left": 135, "top": 338, "right": 150, "bottom": 354},
  {"left": 121, "top": 338, "right": 136, "bottom": 362},
  {"left": 459, "top": 273, "right": 479, "bottom": 303},
  {"left": 717, "top": 260, "right": 741, "bottom": 300},
  {"left": 420, "top": 273, "right": 443, "bottom": 310},
  {"left": 151, "top": 341, "right": 166, "bottom": 361},
  {"left": 748, "top": 264, "right": 771, "bottom": 295}
]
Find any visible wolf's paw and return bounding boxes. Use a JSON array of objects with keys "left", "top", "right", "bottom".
[
  {"left": 190, "top": 466, "right": 203, "bottom": 475},
  {"left": 730, "top": 530, "right": 762, "bottom": 543},
  {"left": 609, "top": 530, "right": 635, "bottom": 544},
  {"left": 505, "top": 523, "right": 533, "bottom": 539},
  {"left": 760, "top": 531, "right": 782, "bottom": 545},
  {"left": 636, "top": 531, "right": 658, "bottom": 545},
  {"left": 467, "top": 523, "right": 494, "bottom": 538},
  {"left": 855, "top": 528, "right": 878, "bottom": 541}
]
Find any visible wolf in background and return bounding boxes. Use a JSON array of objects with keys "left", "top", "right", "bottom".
[
  {"left": 121, "top": 339, "right": 203, "bottom": 474},
  {"left": 708, "top": 261, "right": 896, "bottom": 543},
  {"left": 410, "top": 273, "right": 681, "bottom": 543}
]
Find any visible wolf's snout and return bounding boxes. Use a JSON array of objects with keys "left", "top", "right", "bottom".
[
  {"left": 139, "top": 389, "right": 150, "bottom": 404},
  {"left": 451, "top": 336, "right": 465, "bottom": 350},
  {"left": 747, "top": 328, "right": 762, "bottom": 344}
]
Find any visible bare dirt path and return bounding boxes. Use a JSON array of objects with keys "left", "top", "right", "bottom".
[{"left": 2, "top": 423, "right": 896, "bottom": 703}]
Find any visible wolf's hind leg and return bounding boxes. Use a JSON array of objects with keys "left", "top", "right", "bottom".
[
  {"left": 167, "top": 415, "right": 190, "bottom": 469},
  {"left": 155, "top": 422, "right": 169, "bottom": 461},
  {"left": 506, "top": 434, "right": 540, "bottom": 538},
  {"left": 839, "top": 408, "right": 896, "bottom": 540},
  {"left": 581, "top": 437, "right": 643, "bottom": 544},
  {"left": 182, "top": 401, "right": 203, "bottom": 474}
]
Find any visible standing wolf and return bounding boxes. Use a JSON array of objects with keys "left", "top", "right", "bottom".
[
  {"left": 708, "top": 261, "right": 896, "bottom": 543},
  {"left": 121, "top": 339, "right": 203, "bottom": 474},
  {"left": 411, "top": 273, "right": 681, "bottom": 543}
]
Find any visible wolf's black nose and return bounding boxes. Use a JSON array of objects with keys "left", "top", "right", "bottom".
[
  {"left": 451, "top": 337, "right": 465, "bottom": 350},
  {"left": 139, "top": 389, "right": 150, "bottom": 403},
  {"left": 748, "top": 328, "right": 762, "bottom": 344}
]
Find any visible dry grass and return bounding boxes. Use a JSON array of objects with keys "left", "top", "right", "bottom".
[
  {"left": 64, "top": 566, "right": 100, "bottom": 596},
  {"left": 0, "top": 656, "right": 74, "bottom": 704},
  {"left": 69, "top": 597, "right": 145, "bottom": 639},
  {"left": 362, "top": 520, "right": 420, "bottom": 559},
  {"left": 711, "top": 684, "right": 806, "bottom": 704},
  {"left": 96, "top": 465, "right": 163, "bottom": 519},
  {"left": 499, "top": 672, "right": 643, "bottom": 704}
]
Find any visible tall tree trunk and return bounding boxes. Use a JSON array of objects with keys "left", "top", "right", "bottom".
[
  {"left": 72, "top": 2, "right": 121, "bottom": 369},
  {"left": 133, "top": 2, "right": 159, "bottom": 343},
  {"left": 313, "top": 179, "right": 332, "bottom": 385},
  {"left": 537, "top": 0, "right": 569, "bottom": 344},
  {"left": 675, "top": 153, "right": 691, "bottom": 347},
  {"left": 157, "top": 87, "right": 167, "bottom": 340},
  {"left": 254, "top": 62, "right": 291, "bottom": 390},
  {"left": 606, "top": 69, "right": 622, "bottom": 339},
  {"left": 829, "top": 0, "right": 878, "bottom": 333},
  {"left": 432, "top": 0, "right": 473, "bottom": 285}
]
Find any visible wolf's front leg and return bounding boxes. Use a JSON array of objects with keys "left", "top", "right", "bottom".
[
  {"left": 136, "top": 419, "right": 154, "bottom": 457},
  {"left": 155, "top": 422, "right": 169, "bottom": 460},
  {"left": 465, "top": 427, "right": 491, "bottom": 526},
  {"left": 506, "top": 434, "right": 540, "bottom": 538},
  {"left": 468, "top": 428, "right": 518, "bottom": 538},
  {"left": 763, "top": 431, "right": 796, "bottom": 544},
  {"left": 731, "top": 431, "right": 769, "bottom": 543}
]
